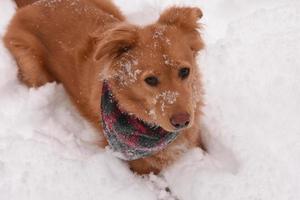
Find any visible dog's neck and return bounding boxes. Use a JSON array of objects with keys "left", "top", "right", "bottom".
[{"left": 67, "top": 24, "right": 122, "bottom": 131}]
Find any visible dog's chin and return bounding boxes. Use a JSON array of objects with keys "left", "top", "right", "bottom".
[
  {"left": 105, "top": 93, "right": 193, "bottom": 133},
  {"left": 123, "top": 112, "right": 175, "bottom": 133},
  {"left": 110, "top": 100, "right": 173, "bottom": 133},
  {"left": 116, "top": 104, "right": 181, "bottom": 133}
]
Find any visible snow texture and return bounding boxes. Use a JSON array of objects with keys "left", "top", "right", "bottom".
[{"left": 1, "top": 0, "right": 300, "bottom": 200}]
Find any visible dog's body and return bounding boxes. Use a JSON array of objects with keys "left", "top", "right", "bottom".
[{"left": 4, "top": 0, "right": 204, "bottom": 174}]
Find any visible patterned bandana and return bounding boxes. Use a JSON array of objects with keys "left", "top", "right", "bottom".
[{"left": 101, "top": 81, "right": 180, "bottom": 160}]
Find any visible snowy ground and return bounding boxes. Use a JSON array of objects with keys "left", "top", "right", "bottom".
[{"left": 1, "top": 0, "right": 300, "bottom": 200}]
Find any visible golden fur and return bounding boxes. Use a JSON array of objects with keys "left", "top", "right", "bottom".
[{"left": 4, "top": 0, "right": 205, "bottom": 174}]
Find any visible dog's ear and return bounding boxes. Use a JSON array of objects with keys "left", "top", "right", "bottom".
[
  {"left": 93, "top": 23, "right": 138, "bottom": 61},
  {"left": 158, "top": 7, "right": 204, "bottom": 52},
  {"left": 158, "top": 7, "right": 202, "bottom": 31}
]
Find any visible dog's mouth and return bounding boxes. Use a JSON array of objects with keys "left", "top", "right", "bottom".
[{"left": 101, "top": 81, "right": 179, "bottom": 160}]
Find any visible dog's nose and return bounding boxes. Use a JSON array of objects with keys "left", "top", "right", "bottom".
[{"left": 170, "top": 113, "right": 190, "bottom": 129}]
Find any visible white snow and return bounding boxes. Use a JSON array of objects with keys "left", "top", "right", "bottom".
[
  {"left": 114, "top": 56, "right": 141, "bottom": 86},
  {"left": 1, "top": 0, "right": 300, "bottom": 200},
  {"left": 155, "top": 90, "right": 179, "bottom": 113}
]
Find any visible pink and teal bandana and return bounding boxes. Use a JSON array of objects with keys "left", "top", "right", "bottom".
[{"left": 101, "top": 81, "right": 179, "bottom": 160}]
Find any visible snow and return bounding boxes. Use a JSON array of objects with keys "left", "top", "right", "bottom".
[
  {"left": 155, "top": 91, "right": 179, "bottom": 113},
  {"left": 113, "top": 55, "right": 141, "bottom": 86},
  {"left": 1, "top": 0, "right": 300, "bottom": 200}
]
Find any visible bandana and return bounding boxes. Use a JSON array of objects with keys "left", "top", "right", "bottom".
[{"left": 101, "top": 81, "right": 179, "bottom": 160}]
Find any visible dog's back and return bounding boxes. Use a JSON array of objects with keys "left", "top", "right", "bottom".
[
  {"left": 14, "top": 0, "right": 37, "bottom": 7},
  {"left": 6, "top": 0, "right": 124, "bottom": 85},
  {"left": 14, "top": 0, "right": 124, "bottom": 21}
]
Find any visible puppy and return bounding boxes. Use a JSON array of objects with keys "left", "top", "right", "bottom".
[{"left": 4, "top": 0, "right": 205, "bottom": 174}]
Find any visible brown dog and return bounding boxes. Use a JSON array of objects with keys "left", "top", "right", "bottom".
[{"left": 4, "top": 0, "right": 205, "bottom": 174}]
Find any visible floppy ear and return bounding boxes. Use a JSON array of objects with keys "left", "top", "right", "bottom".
[
  {"left": 93, "top": 23, "right": 138, "bottom": 61},
  {"left": 158, "top": 7, "right": 202, "bottom": 31},
  {"left": 158, "top": 7, "right": 204, "bottom": 52}
]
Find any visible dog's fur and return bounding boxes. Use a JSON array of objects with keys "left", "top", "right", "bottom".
[{"left": 4, "top": 0, "right": 205, "bottom": 174}]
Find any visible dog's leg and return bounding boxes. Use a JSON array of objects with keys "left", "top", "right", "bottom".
[
  {"left": 4, "top": 30, "right": 55, "bottom": 87},
  {"left": 129, "top": 159, "right": 161, "bottom": 175}
]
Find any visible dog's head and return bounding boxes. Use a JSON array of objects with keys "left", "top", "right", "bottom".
[{"left": 95, "top": 7, "right": 204, "bottom": 132}]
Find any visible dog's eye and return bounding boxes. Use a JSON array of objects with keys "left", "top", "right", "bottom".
[
  {"left": 144, "top": 76, "right": 159, "bottom": 86},
  {"left": 179, "top": 67, "right": 190, "bottom": 79}
]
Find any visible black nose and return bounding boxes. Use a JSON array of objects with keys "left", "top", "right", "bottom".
[{"left": 170, "top": 113, "right": 190, "bottom": 129}]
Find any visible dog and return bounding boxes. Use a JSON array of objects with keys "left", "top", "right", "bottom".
[{"left": 4, "top": 0, "right": 205, "bottom": 174}]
